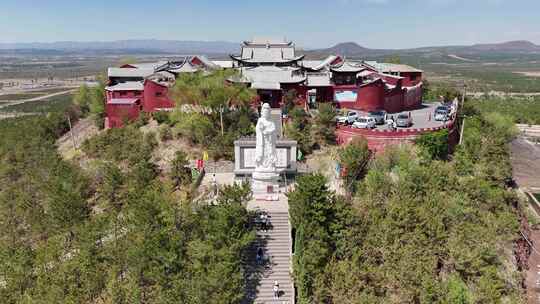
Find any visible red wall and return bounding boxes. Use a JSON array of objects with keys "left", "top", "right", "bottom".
[
  {"left": 334, "top": 80, "right": 385, "bottom": 111},
  {"left": 403, "top": 85, "right": 422, "bottom": 109},
  {"left": 400, "top": 72, "right": 422, "bottom": 87},
  {"left": 384, "top": 88, "right": 404, "bottom": 113},
  {"left": 106, "top": 102, "right": 141, "bottom": 128},
  {"left": 335, "top": 120, "right": 457, "bottom": 153},
  {"left": 143, "top": 80, "right": 175, "bottom": 112}
]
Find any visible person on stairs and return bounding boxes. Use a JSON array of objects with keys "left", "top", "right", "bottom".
[
  {"left": 273, "top": 281, "right": 280, "bottom": 299},
  {"left": 260, "top": 212, "right": 269, "bottom": 232},
  {"left": 256, "top": 247, "right": 263, "bottom": 265}
]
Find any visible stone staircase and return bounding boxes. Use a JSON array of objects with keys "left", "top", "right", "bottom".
[{"left": 245, "top": 210, "right": 294, "bottom": 304}]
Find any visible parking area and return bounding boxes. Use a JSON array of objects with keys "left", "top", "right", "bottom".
[{"left": 337, "top": 103, "right": 453, "bottom": 130}]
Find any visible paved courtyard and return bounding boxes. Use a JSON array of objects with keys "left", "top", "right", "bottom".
[{"left": 340, "top": 102, "right": 452, "bottom": 130}]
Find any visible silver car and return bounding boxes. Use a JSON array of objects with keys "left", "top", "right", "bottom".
[
  {"left": 368, "top": 110, "right": 387, "bottom": 125},
  {"left": 396, "top": 113, "right": 412, "bottom": 128}
]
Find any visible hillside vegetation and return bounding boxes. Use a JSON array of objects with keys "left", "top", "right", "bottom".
[
  {"left": 0, "top": 101, "right": 256, "bottom": 303},
  {"left": 288, "top": 103, "right": 525, "bottom": 303}
]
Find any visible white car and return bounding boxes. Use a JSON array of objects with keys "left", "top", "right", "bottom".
[
  {"left": 336, "top": 111, "right": 359, "bottom": 124},
  {"left": 352, "top": 116, "right": 376, "bottom": 129}
]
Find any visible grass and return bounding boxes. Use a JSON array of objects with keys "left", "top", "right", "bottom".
[
  {"left": 0, "top": 87, "right": 73, "bottom": 101},
  {"left": 0, "top": 93, "right": 42, "bottom": 101},
  {"left": 2, "top": 94, "right": 74, "bottom": 113},
  {"left": 470, "top": 97, "right": 540, "bottom": 125}
]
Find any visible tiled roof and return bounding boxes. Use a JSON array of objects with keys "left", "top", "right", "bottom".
[
  {"left": 131, "top": 61, "right": 168, "bottom": 69},
  {"left": 212, "top": 60, "right": 234, "bottom": 68},
  {"left": 108, "top": 67, "right": 154, "bottom": 78},
  {"left": 302, "top": 55, "right": 339, "bottom": 71},
  {"left": 244, "top": 37, "right": 292, "bottom": 46},
  {"left": 330, "top": 61, "right": 364, "bottom": 73},
  {"left": 105, "top": 81, "right": 144, "bottom": 91},
  {"left": 251, "top": 81, "right": 281, "bottom": 90},
  {"left": 363, "top": 61, "right": 422, "bottom": 73},
  {"left": 230, "top": 66, "right": 306, "bottom": 87},
  {"left": 107, "top": 98, "right": 139, "bottom": 105},
  {"left": 306, "top": 73, "right": 332, "bottom": 87},
  {"left": 190, "top": 55, "right": 219, "bottom": 69}
]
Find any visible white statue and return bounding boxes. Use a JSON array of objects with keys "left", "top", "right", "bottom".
[
  {"left": 252, "top": 103, "right": 279, "bottom": 197},
  {"left": 255, "top": 103, "right": 277, "bottom": 173}
]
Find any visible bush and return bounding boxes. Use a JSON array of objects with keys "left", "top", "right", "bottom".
[
  {"left": 172, "top": 112, "right": 216, "bottom": 145},
  {"left": 312, "top": 103, "right": 336, "bottom": 145},
  {"left": 285, "top": 106, "right": 314, "bottom": 154},
  {"left": 153, "top": 111, "right": 171, "bottom": 125},
  {"left": 158, "top": 124, "right": 172, "bottom": 141},
  {"left": 338, "top": 137, "right": 371, "bottom": 193},
  {"left": 415, "top": 129, "right": 449, "bottom": 160},
  {"left": 81, "top": 126, "right": 155, "bottom": 165}
]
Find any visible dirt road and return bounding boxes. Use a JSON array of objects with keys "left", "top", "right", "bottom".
[{"left": 0, "top": 89, "right": 75, "bottom": 109}]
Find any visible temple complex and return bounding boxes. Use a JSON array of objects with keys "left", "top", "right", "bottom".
[{"left": 104, "top": 37, "right": 424, "bottom": 128}]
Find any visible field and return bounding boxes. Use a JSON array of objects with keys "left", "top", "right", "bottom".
[
  {"left": 356, "top": 52, "right": 540, "bottom": 93},
  {"left": 1, "top": 93, "right": 73, "bottom": 113},
  {"left": 0, "top": 87, "right": 73, "bottom": 101}
]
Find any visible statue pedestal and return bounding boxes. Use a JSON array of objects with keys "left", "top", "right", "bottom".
[{"left": 252, "top": 171, "right": 280, "bottom": 201}]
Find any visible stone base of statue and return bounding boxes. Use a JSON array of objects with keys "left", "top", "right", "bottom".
[{"left": 252, "top": 170, "right": 280, "bottom": 201}]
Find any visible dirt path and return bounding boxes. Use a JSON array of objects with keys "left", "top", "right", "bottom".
[
  {"left": 525, "top": 227, "right": 540, "bottom": 304},
  {"left": 56, "top": 117, "right": 99, "bottom": 159},
  {"left": 0, "top": 89, "right": 75, "bottom": 109},
  {"left": 511, "top": 138, "right": 540, "bottom": 189}
]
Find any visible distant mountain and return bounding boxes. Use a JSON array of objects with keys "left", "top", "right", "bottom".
[
  {"left": 468, "top": 40, "right": 540, "bottom": 52},
  {"left": 0, "top": 39, "right": 241, "bottom": 55},
  {"left": 323, "top": 42, "right": 370, "bottom": 56},
  {"left": 304, "top": 40, "right": 540, "bottom": 59},
  {"left": 303, "top": 42, "right": 386, "bottom": 58},
  {"left": 1, "top": 39, "right": 539, "bottom": 58}
]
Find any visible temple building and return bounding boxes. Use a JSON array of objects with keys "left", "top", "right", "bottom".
[
  {"left": 104, "top": 37, "right": 424, "bottom": 128},
  {"left": 227, "top": 37, "right": 423, "bottom": 113}
]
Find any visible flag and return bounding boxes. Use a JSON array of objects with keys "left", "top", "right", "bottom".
[{"left": 202, "top": 151, "right": 209, "bottom": 162}]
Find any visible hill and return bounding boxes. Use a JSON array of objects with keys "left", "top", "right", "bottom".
[
  {"left": 304, "top": 40, "right": 540, "bottom": 59},
  {"left": 0, "top": 39, "right": 240, "bottom": 55}
]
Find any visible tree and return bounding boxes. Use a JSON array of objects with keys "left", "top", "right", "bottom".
[
  {"left": 170, "top": 150, "right": 191, "bottom": 188},
  {"left": 283, "top": 89, "right": 298, "bottom": 114},
  {"left": 312, "top": 103, "right": 336, "bottom": 145},
  {"left": 415, "top": 129, "right": 449, "bottom": 160},
  {"left": 285, "top": 106, "right": 314, "bottom": 154},
  {"left": 89, "top": 83, "right": 105, "bottom": 128},
  {"left": 73, "top": 84, "right": 91, "bottom": 114},
  {"left": 288, "top": 174, "right": 335, "bottom": 303},
  {"left": 338, "top": 137, "right": 371, "bottom": 193}
]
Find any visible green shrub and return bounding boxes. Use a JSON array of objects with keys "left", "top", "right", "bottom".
[
  {"left": 153, "top": 111, "right": 171, "bottom": 125},
  {"left": 158, "top": 124, "right": 172, "bottom": 141}
]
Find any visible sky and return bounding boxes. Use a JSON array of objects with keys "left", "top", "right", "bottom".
[{"left": 0, "top": 0, "right": 539, "bottom": 49}]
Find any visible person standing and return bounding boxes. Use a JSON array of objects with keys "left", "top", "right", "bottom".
[
  {"left": 260, "top": 212, "right": 268, "bottom": 232},
  {"left": 273, "top": 281, "right": 279, "bottom": 299}
]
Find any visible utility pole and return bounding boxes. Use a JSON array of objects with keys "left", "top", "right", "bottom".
[
  {"left": 67, "top": 115, "right": 77, "bottom": 150},
  {"left": 458, "top": 81, "right": 467, "bottom": 145},
  {"left": 459, "top": 117, "right": 466, "bottom": 145},
  {"left": 461, "top": 81, "right": 466, "bottom": 110},
  {"left": 219, "top": 106, "right": 224, "bottom": 136}
]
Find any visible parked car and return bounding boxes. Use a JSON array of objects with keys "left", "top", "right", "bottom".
[
  {"left": 368, "top": 110, "right": 387, "bottom": 125},
  {"left": 396, "top": 113, "right": 413, "bottom": 128},
  {"left": 352, "top": 116, "right": 377, "bottom": 129},
  {"left": 434, "top": 106, "right": 450, "bottom": 121},
  {"left": 336, "top": 111, "right": 359, "bottom": 124}
]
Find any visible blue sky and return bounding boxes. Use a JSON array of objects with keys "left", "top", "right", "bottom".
[{"left": 0, "top": 0, "right": 539, "bottom": 48}]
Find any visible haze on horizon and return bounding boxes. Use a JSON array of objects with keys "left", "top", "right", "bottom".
[{"left": 1, "top": 0, "right": 539, "bottom": 49}]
